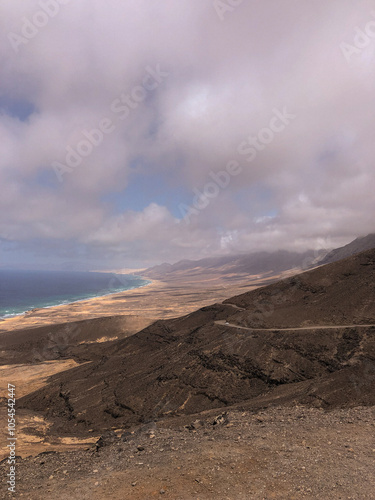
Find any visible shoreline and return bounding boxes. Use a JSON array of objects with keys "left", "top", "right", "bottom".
[
  {"left": 0, "top": 275, "right": 152, "bottom": 322},
  {"left": 0, "top": 272, "right": 267, "bottom": 333},
  {"left": 0, "top": 268, "right": 297, "bottom": 334},
  {"left": 0, "top": 277, "right": 161, "bottom": 332},
  {"left": 0, "top": 269, "right": 296, "bottom": 461}
]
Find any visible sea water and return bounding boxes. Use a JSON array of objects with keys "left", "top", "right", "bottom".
[{"left": 0, "top": 269, "right": 149, "bottom": 319}]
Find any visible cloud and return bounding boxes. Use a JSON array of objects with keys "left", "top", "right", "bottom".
[{"left": 1, "top": 0, "right": 375, "bottom": 268}]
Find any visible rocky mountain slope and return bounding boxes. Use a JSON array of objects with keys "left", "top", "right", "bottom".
[
  {"left": 143, "top": 250, "right": 323, "bottom": 281},
  {"left": 318, "top": 233, "right": 375, "bottom": 266},
  {"left": 19, "top": 249, "right": 375, "bottom": 436},
  {"left": 143, "top": 234, "right": 375, "bottom": 283}
]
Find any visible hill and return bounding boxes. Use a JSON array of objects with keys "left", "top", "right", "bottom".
[
  {"left": 19, "top": 248, "right": 375, "bottom": 436},
  {"left": 318, "top": 233, "right": 375, "bottom": 265},
  {"left": 142, "top": 249, "right": 324, "bottom": 284}
]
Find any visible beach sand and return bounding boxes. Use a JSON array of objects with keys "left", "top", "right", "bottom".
[{"left": 0, "top": 273, "right": 272, "bottom": 333}]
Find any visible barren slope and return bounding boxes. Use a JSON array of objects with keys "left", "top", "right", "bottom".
[{"left": 19, "top": 249, "right": 375, "bottom": 436}]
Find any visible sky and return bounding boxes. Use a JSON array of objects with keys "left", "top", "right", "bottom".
[{"left": 1, "top": 0, "right": 375, "bottom": 270}]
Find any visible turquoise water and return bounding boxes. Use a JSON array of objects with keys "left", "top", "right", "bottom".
[{"left": 0, "top": 269, "right": 150, "bottom": 318}]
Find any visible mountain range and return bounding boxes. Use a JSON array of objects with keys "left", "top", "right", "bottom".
[
  {"left": 18, "top": 247, "right": 375, "bottom": 436},
  {"left": 142, "top": 234, "right": 375, "bottom": 281},
  {"left": 318, "top": 233, "right": 375, "bottom": 265}
]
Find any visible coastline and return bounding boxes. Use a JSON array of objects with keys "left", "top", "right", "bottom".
[
  {"left": 0, "top": 277, "right": 158, "bottom": 332},
  {"left": 0, "top": 269, "right": 292, "bottom": 460},
  {"left": 0, "top": 275, "right": 152, "bottom": 322},
  {"left": 0, "top": 273, "right": 264, "bottom": 333}
]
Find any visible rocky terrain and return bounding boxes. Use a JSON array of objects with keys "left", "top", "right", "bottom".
[
  {"left": 318, "top": 233, "right": 375, "bottom": 266},
  {"left": 18, "top": 249, "right": 375, "bottom": 436},
  {"left": 2, "top": 406, "right": 374, "bottom": 499},
  {"left": 1, "top": 248, "right": 375, "bottom": 498},
  {"left": 142, "top": 249, "right": 323, "bottom": 282}
]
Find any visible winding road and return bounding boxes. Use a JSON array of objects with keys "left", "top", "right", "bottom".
[{"left": 214, "top": 320, "right": 375, "bottom": 332}]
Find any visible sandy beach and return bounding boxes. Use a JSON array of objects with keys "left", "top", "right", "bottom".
[{"left": 0, "top": 273, "right": 270, "bottom": 333}]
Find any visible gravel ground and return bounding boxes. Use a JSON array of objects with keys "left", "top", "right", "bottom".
[{"left": 2, "top": 405, "right": 374, "bottom": 500}]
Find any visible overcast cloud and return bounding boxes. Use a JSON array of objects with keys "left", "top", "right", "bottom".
[{"left": 1, "top": 0, "right": 375, "bottom": 269}]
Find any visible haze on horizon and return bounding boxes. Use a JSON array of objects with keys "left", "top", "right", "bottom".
[{"left": 1, "top": 0, "right": 375, "bottom": 271}]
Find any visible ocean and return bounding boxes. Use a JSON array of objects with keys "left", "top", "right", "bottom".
[{"left": 0, "top": 269, "right": 150, "bottom": 319}]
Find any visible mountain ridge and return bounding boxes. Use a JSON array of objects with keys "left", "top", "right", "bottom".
[
  {"left": 318, "top": 233, "right": 375, "bottom": 266},
  {"left": 142, "top": 234, "right": 375, "bottom": 283},
  {"left": 143, "top": 249, "right": 324, "bottom": 280},
  {"left": 19, "top": 248, "right": 375, "bottom": 436}
]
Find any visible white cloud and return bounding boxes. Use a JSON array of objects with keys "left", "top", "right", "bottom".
[{"left": 1, "top": 0, "right": 375, "bottom": 267}]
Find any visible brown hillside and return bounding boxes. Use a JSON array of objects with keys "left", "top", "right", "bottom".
[
  {"left": 223, "top": 247, "right": 375, "bottom": 328},
  {"left": 19, "top": 249, "right": 375, "bottom": 436}
]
